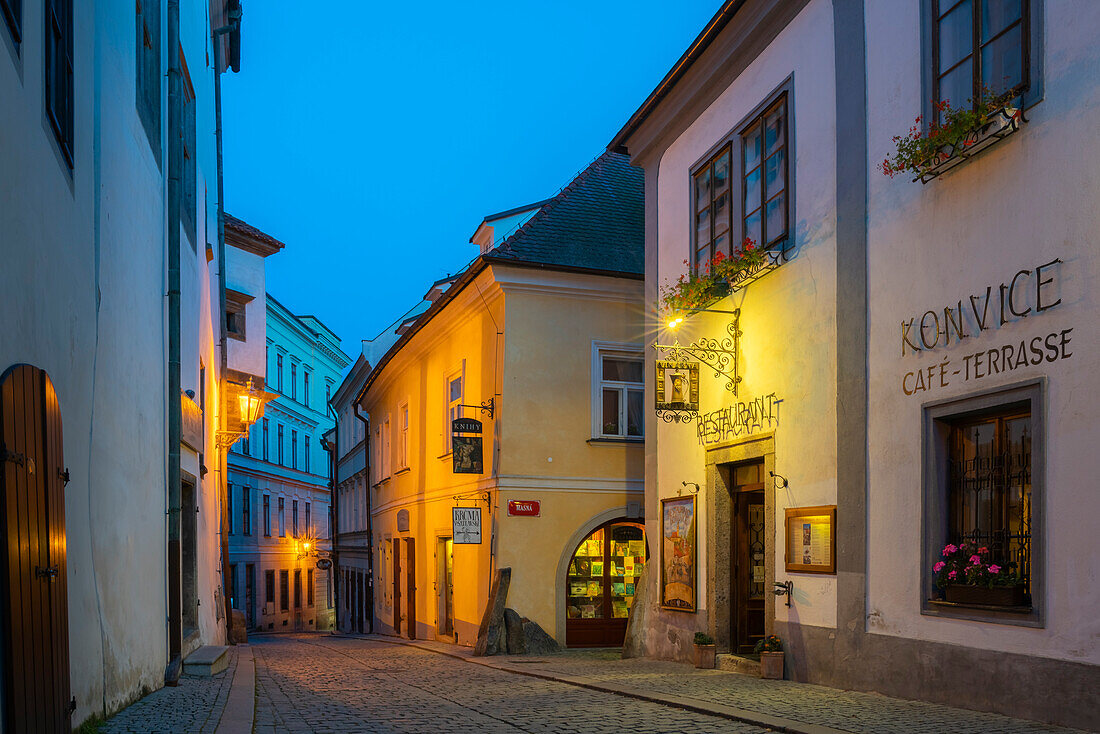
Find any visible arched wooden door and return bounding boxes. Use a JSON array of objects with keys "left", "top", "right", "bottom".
[
  {"left": 565, "top": 520, "right": 647, "bottom": 647},
  {"left": 0, "top": 365, "right": 71, "bottom": 732}
]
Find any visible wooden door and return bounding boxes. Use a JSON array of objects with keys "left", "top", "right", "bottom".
[
  {"left": 730, "top": 460, "right": 765, "bottom": 654},
  {"left": 392, "top": 541, "right": 401, "bottom": 635},
  {"left": 0, "top": 365, "right": 71, "bottom": 732},
  {"left": 405, "top": 538, "right": 416, "bottom": 640}
]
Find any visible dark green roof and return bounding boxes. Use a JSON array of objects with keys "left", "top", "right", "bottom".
[{"left": 485, "top": 151, "right": 643, "bottom": 276}]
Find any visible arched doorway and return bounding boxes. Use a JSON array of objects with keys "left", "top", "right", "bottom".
[{"left": 565, "top": 519, "right": 647, "bottom": 647}]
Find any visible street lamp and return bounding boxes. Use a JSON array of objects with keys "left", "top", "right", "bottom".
[{"left": 237, "top": 378, "right": 262, "bottom": 428}]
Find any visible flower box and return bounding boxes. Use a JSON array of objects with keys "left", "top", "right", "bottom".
[
  {"left": 914, "top": 106, "right": 1023, "bottom": 183},
  {"left": 944, "top": 584, "right": 1027, "bottom": 607}
]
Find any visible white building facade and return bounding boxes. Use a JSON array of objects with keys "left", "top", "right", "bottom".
[
  {"left": 228, "top": 294, "right": 349, "bottom": 633},
  {"left": 611, "top": 0, "right": 1098, "bottom": 728},
  {"left": 0, "top": 0, "right": 246, "bottom": 728}
]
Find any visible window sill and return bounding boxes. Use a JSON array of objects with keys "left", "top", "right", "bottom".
[
  {"left": 915, "top": 105, "right": 1025, "bottom": 184},
  {"left": 587, "top": 437, "right": 644, "bottom": 444},
  {"left": 394, "top": 466, "right": 410, "bottom": 475},
  {"left": 921, "top": 598, "right": 1041, "bottom": 628}
]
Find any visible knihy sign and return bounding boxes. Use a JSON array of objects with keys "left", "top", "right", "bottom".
[{"left": 452, "top": 507, "right": 482, "bottom": 544}]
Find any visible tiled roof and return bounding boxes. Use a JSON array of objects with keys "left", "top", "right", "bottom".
[
  {"left": 225, "top": 213, "right": 287, "bottom": 255},
  {"left": 486, "top": 151, "right": 643, "bottom": 275}
]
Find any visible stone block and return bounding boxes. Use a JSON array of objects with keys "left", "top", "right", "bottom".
[
  {"left": 474, "top": 567, "right": 511, "bottom": 656},
  {"left": 504, "top": 608, "right": 526, "bottom": 654},
  {"left": 229, "top": 610, "right": 248, "bottom": 644},
  {"left": 182, "top": 645, "right": 229, "bottom": 677},
  {"left": 521, "top": 619, "right": 561, "bottom": 655}
]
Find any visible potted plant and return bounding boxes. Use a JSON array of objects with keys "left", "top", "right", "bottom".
[
  {"left": 881, "top": 88, "right": 1024, "bottom": 182},
  {"left": 933, "top": 541, "right": 1027, "bottom": 607},
  {"left": 754, "top": 634, "right": 784, "bottom": 680},
  {"left": 692, "top": 632, "right": 716, "bottom": 669}
]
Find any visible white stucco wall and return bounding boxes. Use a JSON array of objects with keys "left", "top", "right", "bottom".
[
  {"left": 865, "top": 1, "right": 1100, "bottom": 664},
  {"left": 226, "top": 245, "right": 269, "bottom": 379},
  {"left": 1, "top": 1, "right": 231, "bottom": 723},
  {"left": 653, "top": 0, "right": 839, "bottom": 630}
]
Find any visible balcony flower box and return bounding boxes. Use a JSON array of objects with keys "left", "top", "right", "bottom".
[
  {"left": 882, "top": 92, "right": 1025, "bottom": 184},
  {"left": 660, "top": 238, "right": 784, "bottom": 318}
]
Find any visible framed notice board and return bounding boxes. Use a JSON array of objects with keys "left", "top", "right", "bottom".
[{"left": 784, "top": 506, "right": 836, "bottom": 574}]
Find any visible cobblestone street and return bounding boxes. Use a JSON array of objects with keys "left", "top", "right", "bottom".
[{"left": 100, "top": 634, "right": 1090, "bottom": 733}]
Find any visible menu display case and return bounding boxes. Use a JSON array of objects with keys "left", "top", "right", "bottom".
[{"left": 566, "top": 520, "right": 647, "bottom": 647}]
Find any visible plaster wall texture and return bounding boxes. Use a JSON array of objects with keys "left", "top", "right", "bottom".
[
  {"left": 225, "top": 245, "right": 268, "bottom": 379},
  {"left": 865, "top": 0, "right": 1100, "bottom": 665},
  {"left": 0, "top": 0, "right": 231, "bottom": 723},
  {"left": 645, "top": 0, "right": 839, "bottom": 660}
]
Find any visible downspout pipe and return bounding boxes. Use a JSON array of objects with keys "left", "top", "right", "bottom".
[
  {"left": 166, "top": 0, "right": 182, "bottom": 685},
  {"left": 353, "top": 395, "right": 373, "bottom": 633},
  {"left": 213, "top": 5, "right": 241, "bottom": 646},
  {"left": 326, "top": 402, "right": 340, "bottom": 630}
]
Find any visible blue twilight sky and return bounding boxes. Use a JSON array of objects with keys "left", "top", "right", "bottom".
[{"left": 221, "top": 1, "right": 719, "bottom": 360}]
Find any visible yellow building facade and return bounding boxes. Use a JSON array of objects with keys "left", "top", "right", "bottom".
[{"left": 360, "top": 152, "right": 648, "bottom": 646}]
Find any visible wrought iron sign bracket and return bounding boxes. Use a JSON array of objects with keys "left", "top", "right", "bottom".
[
  {"left": 459, "top": 398, "right": 495, "bottom": 419},
  {"left": 654, "top": 310, "right": 742, "bottom": 395},
  {"left": 452, "top": 490, "right": 491, "bottom": 507}
]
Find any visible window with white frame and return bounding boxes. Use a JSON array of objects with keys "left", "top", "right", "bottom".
[
  {"left": 593, "top": 343, "right": 644, "bottom": 439},
  {"left": 445, "top": 368, "right": 464, "bottom": 451},
  {"left": 397, "top": 401, "right": 409, "bottom": 470}
]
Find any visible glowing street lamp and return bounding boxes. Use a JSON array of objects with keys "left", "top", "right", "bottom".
[{"left": 237, "top": 378, "right": 263, "bottom": 428}]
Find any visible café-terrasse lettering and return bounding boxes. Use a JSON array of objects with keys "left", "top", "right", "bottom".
[
  {"left": 697, "top": 393, "right": 783, "bottom": 446},
  {"left": 900, "top": 259, "right": 1073, "bottom": 396}
]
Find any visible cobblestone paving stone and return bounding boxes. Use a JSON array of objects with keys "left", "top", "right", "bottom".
[
  {"left": 101, "top": 646, "right": 238, "bottom": 734},
  {"left": 252, "top": 634, "right": 767, "bottom": 734},
  {"left": 480, "top": 648, "right": 1088, "bottom": 734}
]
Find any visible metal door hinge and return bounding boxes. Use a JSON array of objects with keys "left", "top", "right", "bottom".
[
  {"left": 69, "top": 697, "right": 76, "bottom": 715},
  {"left": 60, "top": 468, "right": 71, "bottom": 485},
  {"left": 1, "top": 448, "right": 25, "bottom": 466}
]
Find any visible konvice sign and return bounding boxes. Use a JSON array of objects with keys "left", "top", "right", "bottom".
[{"left": 900, "top": 258, "right": 1062, "bottom": 356}]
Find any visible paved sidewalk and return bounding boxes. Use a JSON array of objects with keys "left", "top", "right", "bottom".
[
  {"left": 102, "top": 646, "right": 238, "bottom": 734},
  {"left": 363, "top": 635, "right": 1088, "bottom": 734}
]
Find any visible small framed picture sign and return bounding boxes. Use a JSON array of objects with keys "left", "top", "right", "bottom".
[{"left": 784, "top": 505, "right": 836, "bottom": 574}]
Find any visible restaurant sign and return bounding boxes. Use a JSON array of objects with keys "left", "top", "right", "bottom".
[{"left": 452, "top": 507, "right": 482, "bottom": 544}]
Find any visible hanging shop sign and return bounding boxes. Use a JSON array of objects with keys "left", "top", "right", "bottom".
[
  {"left": 660, "top": 495, "right": 697, "bottom": 612},
  {"left": 315, "top": 558, "right": 332, "bottom": 571},
  {"left": 452, "top": 418, "right": 484, "bottom": 474},
  {"left": 452, "top": 506, "right": 482, "bottom": 544},
  {"left": 507, "top": 500, "right": 540, "bottom": 517},
  {"left": 655, "top": 360, "right": 700, "bottom": 423}
]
